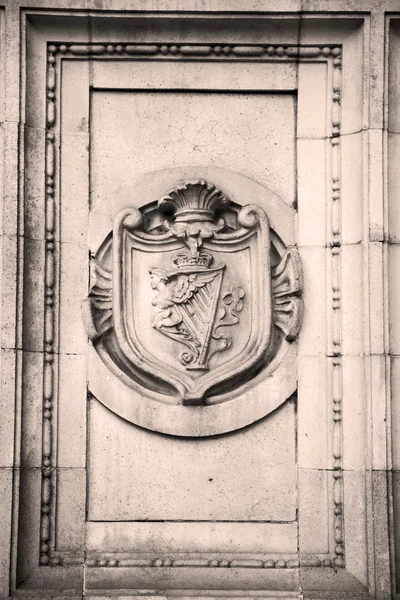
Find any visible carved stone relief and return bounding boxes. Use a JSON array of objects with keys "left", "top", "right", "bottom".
[
  {"left": 2, "top": 8, "right": 395, "bottom": 599},
  {"left": 84, "top": 179, "right": 302, "bottom": 433}
]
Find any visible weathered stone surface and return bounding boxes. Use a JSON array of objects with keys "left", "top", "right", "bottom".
[
  {"left": 0, "top": 3, "right": 397, "bottom": 599},
  {"left": 88, "top": 399, "right": 297, "bottom": 522}
]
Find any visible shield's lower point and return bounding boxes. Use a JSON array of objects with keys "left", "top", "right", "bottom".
[{"left": 181, "top": 392, "right": 205, "bottom": 406}]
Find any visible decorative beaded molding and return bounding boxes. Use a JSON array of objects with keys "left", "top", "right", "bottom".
[
  {"left": 40, "top": 41, "right": 343, "bottom": 569},
  {"left": 84, "top": 556, "right": 336, "bottom": 568},
  {"left": 330, "top": 51, "right": 344, "bottom": 569},
  {"left": 40, "top": 47, "right": 57, "bottom": 566}
]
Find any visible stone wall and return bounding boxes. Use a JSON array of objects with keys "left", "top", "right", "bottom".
[{"left": 0, "top": 2, "right": 399, "bottom": 599}]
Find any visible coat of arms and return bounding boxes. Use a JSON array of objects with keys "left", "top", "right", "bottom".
[{"left": 84, "top": 180, "right": 303, "bottom": 408}]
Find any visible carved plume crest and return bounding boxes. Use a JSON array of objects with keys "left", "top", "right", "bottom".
[
  {"left": 159, "top": 179, "right": 230, "bottom": 221},
  {"left": 159, "top": 180, "right": 230, "bottom": 256}
]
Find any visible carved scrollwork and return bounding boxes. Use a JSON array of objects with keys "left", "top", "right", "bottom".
[
  {"left": 83, "top": 179, "right": 303, "bottom": 424},
  {"left": 272, "top": 248, "right": 303, "bottom": 341},
  {"left": 83, "top": 262, "right": 113, "bottom": 341}
]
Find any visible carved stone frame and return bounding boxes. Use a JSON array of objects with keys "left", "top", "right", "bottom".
[
  {"left": 12, "top": 11, "right": 386, "bottom": 599},
  {"left": 43, "top": 40, "right": 342, "bottom": 570}
]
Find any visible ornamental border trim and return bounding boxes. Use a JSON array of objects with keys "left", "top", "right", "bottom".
[{"left": 40, "top": 41, "right": 343, "bottom": 569}]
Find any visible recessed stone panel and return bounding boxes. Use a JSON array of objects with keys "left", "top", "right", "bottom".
[
  {"left": 88, "top": 399, "right": 297, "bottom": 522},
  {"left": 90, "top": 90, "right": 296, "bottom": 210}
]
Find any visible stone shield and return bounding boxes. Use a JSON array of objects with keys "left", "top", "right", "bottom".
[{"left": 84, "top": 180, "right": 302, "bottom": 435}]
